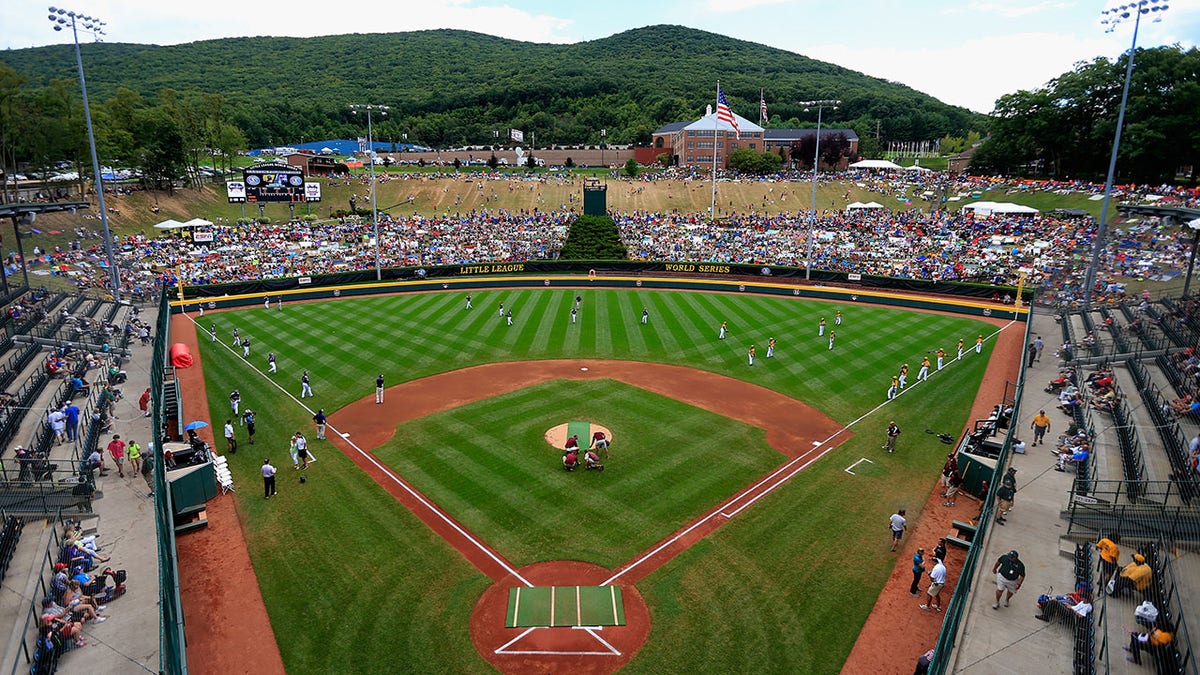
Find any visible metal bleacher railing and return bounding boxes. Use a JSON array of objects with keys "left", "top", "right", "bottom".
[
  {"left": 151, "top": 289, "right": 187, "bottom": 675},
  {"left": 928, "top": 310, "right": 1034, "bottom": 673}
]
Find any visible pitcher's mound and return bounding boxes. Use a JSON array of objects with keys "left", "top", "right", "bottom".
[{"left": 545, "top": 422, "right": 613, "bottom": 449}]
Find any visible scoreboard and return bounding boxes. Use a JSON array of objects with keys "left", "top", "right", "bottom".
[{"left": 229, "top": 163, "right": 306, "bottom": 203}]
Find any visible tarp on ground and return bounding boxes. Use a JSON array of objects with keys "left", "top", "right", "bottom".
[
  {"left": 848, "top": 159, "right": 903, "bottom": 170},
  {"left": 961, "top": 201, "right": 1040, "bottom": 216},
  {"left": 169, "top": 342, "right": 193, "bottom": 368}
]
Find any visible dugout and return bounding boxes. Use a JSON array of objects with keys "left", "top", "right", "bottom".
[{"left": 583, "top": 178, "right": 607, "bottom": 216}]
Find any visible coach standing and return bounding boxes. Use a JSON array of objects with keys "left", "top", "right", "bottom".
[
  {"left": 375, "top": 374, "right": 385, "bottom": 404},
  {"left": 262, "top": 459, "right": 277, "bottom": 499},
  {"left": 313, "top": 409, "right": 327, "bottom": 441}
]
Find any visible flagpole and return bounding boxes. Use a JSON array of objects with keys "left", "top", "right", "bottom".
[{"left": 711, "top": 81, "right": 719, "bottom": 224}]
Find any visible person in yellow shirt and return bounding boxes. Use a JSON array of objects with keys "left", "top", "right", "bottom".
[
  {"left": 1111, "top": 553, "right": 1152, "bottom": 597},
  {"left": 1126, "top": 624, "right": 1173, "bottom": 665},
  {"left": 1031, "top": 410, "right": 1051, "bottom": 446},
  {"left": 1095, "top": 534, "right": 1121, "bottom": 586}
]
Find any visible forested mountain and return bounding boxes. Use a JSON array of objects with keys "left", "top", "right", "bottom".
[{"left": 1, "top": 25, "right": 984, "bottom": 149}]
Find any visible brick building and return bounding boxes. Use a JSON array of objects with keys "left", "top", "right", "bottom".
[{"left": 651, "top": 114, "right": 859, "bottom": 170}]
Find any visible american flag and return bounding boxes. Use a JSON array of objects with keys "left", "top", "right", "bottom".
[
  {"left": 716, "top": 85, "right": 739, "bottom": 139},
  {"left": 760, "top": 90, "right": 768, "bottom": 124}
]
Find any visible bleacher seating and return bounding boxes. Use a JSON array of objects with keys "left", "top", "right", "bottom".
[
  {"left": 1112, "top": 397, "right": 1148, "bottom": 501},
  {"left": 1072, "top": 543, "right": 1096, "bottom": 675},
  {"left": 0, "top": 515, "right": 25, "bottom": 585},
  {"left": 1129, "top": 360, "right": 1198, "bottom": 503},
  {"left": 1141, "top": 544, "right": 1188, "bottom": 674}
]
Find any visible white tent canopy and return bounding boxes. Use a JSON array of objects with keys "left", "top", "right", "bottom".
[
  {"left": 848, "top": 159, "right": 903, "bottom": 170},
  {"left": 846, "top": 201, "right": 887, "bottom": 210},
  {"left": 182, "top": 218, "right": 214, "bottom": 227},
  {"left": 961, "top": 201, "right": 1040, "bottom": 216},
  {"left": 904, "top": 164, "right": 933, "bottom": 172},
  {"left": 152, "top": 219, "right": 188, "bottom": 229}
]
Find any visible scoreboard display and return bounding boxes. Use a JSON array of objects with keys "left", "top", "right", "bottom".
[{"left": 239, "top": 163, "right": 307, "bottom": 203}]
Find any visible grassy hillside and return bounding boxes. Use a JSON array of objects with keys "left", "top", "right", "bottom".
[{"left": 1, "top": 25, "right": 985, "bottom": 147}]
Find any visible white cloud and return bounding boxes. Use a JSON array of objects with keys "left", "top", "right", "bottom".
[
  {"left": 703, "top": 0, "right": 791, "bottom": 14},
  {"left": 805, "top": 31, "right": 1115, "bottom": 114},
  {"left": 967, "top": 1, "right": 1073, "bottom": 19}
]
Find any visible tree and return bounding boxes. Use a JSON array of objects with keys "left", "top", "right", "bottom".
[
  {"left": 526, "top": 153, "right": 536, "bottom": 168},
  {"left": 727, "top": 147, "right": 781, "bottom": 173},
  {"left": 564, "top": 157, "right": 574, "bottom": 168},
  {"left": 487, "top": 154, "right": 498, "bottom": 169},
  {"left": 623, "top": 158, "right": 639, "bottom": 178},
  {"left": 655, "top": 152, "right": 672, "bottom": 168},
  {"left": 452, "top": 157, "right": 461, "bottom": 170},
  {"left": 134, "top": 106, "right": 187, "bottom": 193}
]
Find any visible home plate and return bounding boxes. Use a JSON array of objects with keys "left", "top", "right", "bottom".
[{"left": 580, "top": 367, "right": 589, "bottom": 371}]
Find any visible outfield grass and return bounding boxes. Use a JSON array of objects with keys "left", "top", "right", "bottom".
[
  {"left": 378, "top": 379, "right": 782, "bottom": 568},
  {"left": 194, "top": 287, "right": 996, "bottom": 673}
]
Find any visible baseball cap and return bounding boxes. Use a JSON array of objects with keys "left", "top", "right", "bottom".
[
  {"left": 1008, "top": 550, "right": 1019, "bottom": 559},
  {"left": 54, "top": 563, "right": 66, "bottom": 571},
  {"left": 1133, "top": 553, "right": 1146, "bottom": 563}
]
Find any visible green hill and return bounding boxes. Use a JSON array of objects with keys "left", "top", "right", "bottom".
[{"left": 1, "top": 25, "right": 984, "bottom": 147}]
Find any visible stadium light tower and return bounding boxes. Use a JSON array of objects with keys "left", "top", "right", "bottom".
[
  {"left": 48, "top": 7, "right": 120, "bottom": 301},
  {"left": 350, "top": 104, "right": 389, "bottom": 280},
  {"left": 799, "top": 99, "right": 839, "bottom": 280},
  {"left": 1083, "top": 0, "right": 1170, "bottom": 307}
]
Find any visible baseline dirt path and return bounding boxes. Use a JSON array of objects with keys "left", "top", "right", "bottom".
[
  {"left": 169, "top": 314, "right": 286, "bottom": 675},
  {"left": 839, "top": 317, "right": 1025, "bottom": 675}
]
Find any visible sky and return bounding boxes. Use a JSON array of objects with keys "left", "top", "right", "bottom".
[{"left": 4, "top": 0, "right": 1198, "bottom": 113}]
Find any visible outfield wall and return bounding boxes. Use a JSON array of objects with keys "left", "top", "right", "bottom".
[
  {"left": 173, "top": 273, "right": 1029, "bottom": 322},
  {"left": 178, "top": 260, "right": 1032, "bottom": 303}
]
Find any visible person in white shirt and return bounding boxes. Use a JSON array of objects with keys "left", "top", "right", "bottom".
[{"left": 921, "top": 557, "right": 947, "bottom": 611}]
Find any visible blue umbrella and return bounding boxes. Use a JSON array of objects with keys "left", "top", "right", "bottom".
[{"left": 184, "top": 421, "right": 208, "bottom": 431}]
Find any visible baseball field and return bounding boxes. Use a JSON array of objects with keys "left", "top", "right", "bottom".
[{"left": 183, "top": 285, "right": 1005, "bottom": 673}]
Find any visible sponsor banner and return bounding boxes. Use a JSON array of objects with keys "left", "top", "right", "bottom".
[
  {"left": 304, "top": 182, "right": 322, "bottom": 202},
  {"left": 226, "top": 181, "right": 246, "bottom": 203}
]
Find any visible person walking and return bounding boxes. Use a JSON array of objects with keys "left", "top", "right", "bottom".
[
  {"left": 375, "top": 374, "right": 385, "bottom": 404},
  {"left": 936, "top": 348, "right": 946, "bottom": 371},
  {"left": 921, "top": 556, "right": 947, "bottom": 611},
  {"left": 498, "top": 301, "right": 504, "bottom": 318},
  {"left": 828, "top": 331, "right": 836, "bottom": 350},
  {"left": 232, "top": 327, "right": 240, "bottom": 347},
  {"left": 975, "top": 335, "right": 984, "bottom": 354},
  {"left": 262, "top": 459, "right": 277, "bottom": 499},
  {"left": 264, "top": 295, "right": 270, "bottom": 310},
  {"left": 996, "top": 468, "right": 1016, "bottom": 525},
  {"left": 767, "top": 337, "right": 776, "bottom": 358},
  {"left": 107, "top": 435, "right": 126, "bottom": 478},
  {"left": 465, "top": 294, "right": 472, "bottom": 310},
  {"left": 289, "top": 434, "right": 301, "bottom": 470},
  {"left": 818, "top": 317, "right": 826, "bottom": 337},
  {"left": 313, "top": 409, "right": 327, "bottom": 440},
  {"left": 1033, "top": 335, "right": 1044, "bottom": 362},
  {"left": 884, "top": 421, "right": 901, "bottom": 453},
  {"left": 570, "top": 307, "right": 578, "bottom": 324},
  {"left": 641, "top": 308, "right": 649, "bottom": 325},
  {"left": 230, "top": 389, "right": 241, "bottom": 418},
  {"left": 835, "top": 310, "right": 842, "bottom": 326},
  {"left": 295, "top": 433, "right": 310, "bottom": 470},
  {"left": 910, "top": 548, "right": 926, "bottom": 597},
  {"left": 719, "top": 321, "right": 727, "bottom": 340},
  {"left": 138, "top": 387, "right": 151, "bottom": 417},
  {"left": 243, "top": 409, "right": 256, "bottom": 445},
  {"left": 506, "top": 309, "right": 513, "bottom": 326},
  {"left": 992, "top": 550, "right": 1026, "bottom": 609},
  {"left": 224, "top": 420, "right": 236, "bottom": 454},
  {"left": 126, "top": 440, "right": 142, "bottom": 476},
  {"left": 267, "top": 352, "right": 277, "bottom": 374},
  {"left": 957, "top": 338, "right": 965, "bottom": 359},
  {"left": 887, "top": 376, "right": 899, "bottom": 400},
  {"left": 748, "top": 345, "right": 755, "bottom": 366},
  {"left": 300, "top": 371, "right": 313, "bottom": 398},
  {"left": 209, "top": 324, "right": 216, "bottom": 343},
  {"left": 889, "top": 509, "right": 907, "bottom": 551},
  {"left": 242, "top": 337, "right": 251, "bottom": 359},
  {"left": 1031, "top": 410, "right": 1051, "bottom": 446}
]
